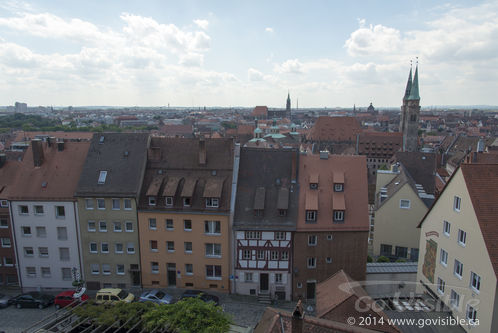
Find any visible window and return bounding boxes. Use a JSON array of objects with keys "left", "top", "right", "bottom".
[
  {"left": 39, "top": 247, "right": 48, "bottom": 257},
  {"left": 97, "top": 199, "right": 105, "bottom": 210},
  {"left": 245, "top": 272, "right": 253, "bottom": 282},
  {"left": 0, "top": 218, "right": 7, "bottom": 228},
  {"left": 275, "top": 232, "right": 285, "bottom": 240},
  {"left": 183, "top": 197, "right": 191, "bottom": 207},
  {"left": 151, "top": 262, "right": 159, "bottom": 274},
  {"left": 62, "top": 268, "right": 72, "bottom": 280},
  {"left": 116, "top": 264, "right": 125, "bottom": 275},
  {"left": 26, "top": 267, "right": 36, "bottom": 277},
  {"left": 437, "top": 277, "right": 445, "bottom": 294},
  {"left": 281, "top": 252, "right": 289, "bottom": 260},
  {"left": 242, "top": 250, "right": 251, "bottom": 259},
  {"left": 101, "top": 242, "right": 109, "bottom": 253},
  {"left": 127, "top": 242, "right": 135, "bottom": 254},
  {"left": 3, "top": 257, "right": 13, "bottom": 266},
  {"left": 166, "top": 219, "right": 174, "bottom": 230},
  {"left": 205, "top": 243, "right": 221, "bottom": 257},
  {"left": 98, "top": 171, "right": 107, "bottom": 184},
  {"left": 89, "top": 242, "right": 98, "bottom": 253},
  {"left": 111, "top": 198, "right": 120, "bottom": 210},
  {"left": 454, "top": 259, "right": 463, "bottom": 279},
  {"left": 279, "top": 209, "right": 287, "bottom": 217},
  {"left": 297, "top": 282, "right": 302, "bottom": 288},
  {"left": 88, "top": 221, "right": 96, "bottom": 232},
  {"left": 57, "top": 227, "right": 68, "bottom": 240},
  {"left": 308, "top": 235, "right": 317, "bottom": 246},
  {"left": 458, "top": 229, "right": 467, "bottom": 246},
  {"left": 125, "top": 221, "right": 133, "bottom": 232},
  {"left": 395, "top": 246, "right": 408, "bottom": 258},
  {"left": 334, "top": 183, "right": 344, "bottom": 192},
  {"left": 85, "top": 199, "right": 94, "bottom": 210},
  {"left": 102, "top": 264, "right": 111, "bottom": 275},
  {"left": 115, "top": 243, "right": 123, "bottom": 253},
  {"left": 59, "top": 248, "right": 70, "bottom": 261},
  {"left": 148, "top": 240, "right": 158, "bottom": 252},
  {"left": 443, "top": 221, "right": 451, "bottom": 236},
  {"left": 333, "top": 210, "right": 345, "bottom": 222},
  {"left": 327, "top": 234, "right": 333, "bottom": 241},
  {"left": 440, "top": 249, "right": 448, "bottom": 266},
  {"left": 257, "top": 250, "right": 265, "bottom": 260},
  {"left": 99, "top": 221, "right": 107, "bottom": 232},
  {"left": 466, "top": 305, "right": 478, "bottom": 325},
  {"left": 184, "top": 242, "right": 192, "bottom": 253},
  {"left": 185, "top": 264, "right": 193, "bottom": 275},
  {"left": 167, "top": 241, "right": 175, "bottom": 252},
  {"left": 206, "top": 198, "right": 219, "bottom": 208},
  {"left": 306, "top": 210, "right": 317, "bottom": 222},
  {"left": 275, "top": 273, "right": 283, "bottom": 283},
  {"left": 245, "top": 231, "right": 261, "bottom": 239},
  {"left": 271, "top": 251, "right": 279, "bottom": 260},
  {"left": 19, "top": 205, "right": 28, "bottom": 215},
  {"left": 24, "top": 247, "right": 34, "bottom": 257},
  {"left": 56, "top": 206, "right": 65, "bottom": 218},
  {"left": 400, "top": 200, "right": 411, "bottom": 209},
  {"left": 149, "top": 218, "right": 157, "bottom": 230},
  {"left": 148, "top": 197, "right": 156, "bottom": 206},
  {"left": 165, "top": 197, "right": 173, "bottom": 207},
  {"left": 470, "top": 272, "right": 481, "bottom": 292},
  {"left": 1, "top": 237, "right": 11, "bottom": 247},
  {"left": 453, "top": 196, "right": 461, "bottom": 211},
  {"left": 326, "top": 257, "right": 332, "bottom": 263},
  {"left": 450, "top": 290, "right": 460, "bottom": 308},
  {"left": 205, "top": 221, "right": 221, "bottom": 235},
  {"left": 0, "top": 200, "right": 7, "bottom": 207},
  {"left": 113, "top": 221, "right": 122, "bottom": 232},
  {"left": 21, "top": 226, "right": 31, "bottom": 236},
  {"left": 41, "top": 267, "right": 51, "bottom": 278},
  {"left": 411, "top": 248, "right": 419, "bottom": 261},
  {"left": 34, "top": 205, "right": 44, "bottom": 215},
  {"left": 184, "top": 220, "right": 192, "bottom": 231},
  {"left": 124, "top": 199, "right": 132, "bottom": 210},
  {"left": 310, "top": 183, "right": 318, "bottom": 189},
  {"left": 307, "top": 257, "right": 316, "bottom": 268},
  {"left": 206, "top": 265, "right": 222, "bottom": 279},
  {"left": 91, "top": 264, "right": 99, "bottom": 275}
]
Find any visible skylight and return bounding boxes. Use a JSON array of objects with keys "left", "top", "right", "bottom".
[{"left": 98, "top": 171, "right": 108, "bottom": 184}]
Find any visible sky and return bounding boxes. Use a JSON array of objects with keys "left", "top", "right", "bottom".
[{"left": 0, "top": 0, "right": 497, "bottom": 107}]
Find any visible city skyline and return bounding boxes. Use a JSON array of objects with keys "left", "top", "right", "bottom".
[{"left": 0, "top": 0, "right": 497, "bottom": 107}]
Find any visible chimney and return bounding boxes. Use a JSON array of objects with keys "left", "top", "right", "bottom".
[
  {"left": 57, "top": 140, "right": 65, "bottom": 151},
  {"left": 291, "top": 300, "right": 304, "bottom": 333},
  {"left": 319, "top": 151, "right": 329, "bottom": 159},
  {"left": 32, "top": 139, "right": 44, "bottom": 167},
  {"left": 199, "top": 138, "right": 206, "bottom": 165},
  {"left": 0, "top": 153, "right": 6, "bottom": 168},
  {"left": 48, "top": 137, "right": 56, "bottom": 148}
]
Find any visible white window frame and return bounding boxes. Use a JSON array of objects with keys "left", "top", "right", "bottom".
[
  {"left": 399, "top": 199, "right": 411, "bottom": 209},
  {"left": 99, "top": 221, "right": 107, "bottom": 232},
  {"left": 125, "top": 221, "right": 133, "bottom": 232},
  {"left": 61, "top": 268, "right": 72, "bottom": 281},
  {"left": 1, "top": 237, "right": 11, "bottom": 248},
  {"left": 165, "top": 219, "right": 174, "bottom": 230},
  {"left": 306, "top": 210, "right": 317, "bottom": 222},
  {"left": 333, "top": 210, "right": 344, "bottom": 222},
  {"left": 57, "top": 226, "right": 68, "bottom": 241},
  {"left": 245, "top": 231, "right": 261, "bottom": 239},
  {"left": 334, "top": 183, "right": 344, "bottom": 192},
  {"left": 307, "top": 257, "right": 316, "bottom": 269},
  {"left": 458, "top": 229, "right": 467, "bottom": 247},
  {"left": 34, "top": 205, "right": 44, "bottom": 215},
  {"left": 275, "top": 231, "right": 286, "bottom": 240},
  {"left": 205, "top": 221, "right": 221, "bottom": 235},
  {"left": 36, "top": 226, "right": 47, "bottom": 238},
  {"left": 205, "top": 265, "right": 222, "bottom": 280},
  {"left": 281, "top": 251, "right": 289, "bottom": 260},
  {"left": 115, "top": 243, "right": 124, "bottom": 254},
  {"left": 149, "top": 218, "right": 157, "bottom": 230},
  {"left": 184, "top": 242, "right": 193, "bottom": 254},
  {"left": 3, "top": 257, "right": 14, "bottom": 266},
  {"left": 245, "top": 272, "right": 253, "bottom": 282},
  {"left": 59, "top": 247, "right": 70, "bottom": 261},
  {"left": 102, "top": 264, "right": 111, "bottom": 275},
  {"left": 470, "top": 272, "right": 481, "bottom": 293},
  {"left": 0, "top": 217, "right": 7, "bottom": 228},
  {"left": 38, "top": 247, "right": 49, "bottom": 257},
  {"left": 184, "top": 220, "right": 192, "bottom": 231},
  {"left": 308, "top": 235, "right": 317, "bottom": 246},
  {"left": 440, "top": 248, "right": 448, "bottom": 266},
  {"left": 148, "top": 196, "right": 156, "bottom": 206},
  {"left": 85, "top": 199, "right": 94, "bottom": 210},
  {"left": 18, "top": 205, "right": 29, "bottom": 215},
  {"left": 205, "top": 243, "right": 221, "bottom": 257},
  {"left": 26, "top": 267, "right": 36, "bottom": 277},
  {"left": 124, "top": 199, "right": 132, "bottom": 210},
  {"left": 437, "top": 277, "right": 445, "bottom": 294},
  {"left": 165, "top": 196, "right": 173, "bottom": 207},
  {"left": 21, "top": 226, "right": 32, "bottom": 237},
  {"left": 450, "top": 289, "right": 460, "bottom": 308},
  {"left": 55, "top": 205, "right": 65, "bottom": 219},
  {"left": 185, "top": 263, "right": 194, "bottom": 275},
  {"left": 453, "top": 196, "right": 461, "bottom": 212},
  {"left": 151, "top": 262, "right": 159, "bottom": 274},
  {"left": 0, "top": 200, "right": 8, "bottom": 208},
  {"left": 150, "top": 240, "right": 158, "bottom": 252},
  {"left": 466, "top": 304, "right": 478, "bottom": 326},
  {"left": 88, "top": 221, "right": 96, "bottom": 232},
  {"left": 112, "top": 199, "right": 120, "bottom": 210},
  {"left": 454, "top": 259, "right": 463, "bottom": 279},
  {"left": 257, "top": 250, "right": 265, "bottom": 260},
  {"left": 91, "top": 264, "right": 99, "bottom": 275},
  {"left": 205, "top": 197, "right": 219, "bottom": 208},
  {"left": 127, "top": 242, "right": 135, "bottom": 254},
  {"left": 183, "top": 197, "right": 191, "bottom": 207},
  {"left": 275, "top": 273, "right": 283, "bottom": 284},
  {"left": 98, "top": 171, "right": 107, "bottom": 184},
  {"left": 443, "top": 220, "right": 451, "bottom": 237},
  {"left": 113, "top": 221, "right": 122, "bottom": 232},
  {"left": 101, "top": 242, "right": 109, "bottom": 253},
  {"left": 167, "top": 241, "right": 175, "bottom": 252},
  {"left": 242, "top": 249, "right": 251, "bottom": 259},
  {"left": 97, "top": 198, "right": 105, "bottom": 210},
  {"left": 116, "top": 264, "right": 125, "bottom": 275},
  {"left": 24, "top": 247, "right": 34, "bottom": 257},
  {"left": 41, "top": 267, "right": 51, "bottom": 278}
]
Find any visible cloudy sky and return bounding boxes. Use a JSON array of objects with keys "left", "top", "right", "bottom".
[{"left": 0, "top": 0, "right": 497, "bottom": 107}]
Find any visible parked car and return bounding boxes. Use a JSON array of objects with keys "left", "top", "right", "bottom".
[
  {"left": 95, "top": 288, "right": 134, "bottom": 304},
  {"left": 8, "top": 292, "right": 54, "bottom": 309},
  {"left": 54, "top": 290, "right": 90, "bottom": 309},
  {"left": 0, "top": 293, "right": 11, "bottom": 308},
  {"left": 180, "top": 290, "right": 220, "bottom": 306},
  {"left": 139, "top": 289, "right": 174, "bottom": 305}
]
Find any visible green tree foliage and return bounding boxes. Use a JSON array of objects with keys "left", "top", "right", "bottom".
[
  {"left": 221, "top": 121, "right": 237, "bottom": 129},
  {"left": 395, "top": 258, "right": 407, "bottom": 263},
  {"left": 367, "top": 255, "right": 373, "bottom": 263},
  {"left": 376, "top": 256, "right": 390, "bottom": 263}
]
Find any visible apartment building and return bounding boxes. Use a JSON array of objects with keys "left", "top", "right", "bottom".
[
  {"left": 138, "top": 137, "right": 234, "bottom": 292},
  {"left": 9, "top": 139, "right": 89, "bottom": 290},
  {"left": 233, "top": 148, "right": 299, "bottom": 301},
  {"left": 417, "top": 164, "right": 498, "bottom": 333},
  {"left": 293, "top": 152, "right": 369, "bottom": 300},
  {"left": 75, "top": 133, "right": 149, "bottom": 290}
]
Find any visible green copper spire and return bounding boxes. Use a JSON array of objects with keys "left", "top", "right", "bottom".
[
  {"left": 403, "top": 66, "right": 412, "bottom": 100},
  {"left": 407, "top": 64, "right": 420, "bottom": 100}
]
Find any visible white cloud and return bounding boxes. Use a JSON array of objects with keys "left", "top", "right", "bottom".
[
  {"left": 248, "top": 68, "right": 264, "bottom": 81},
  {"left": 274, "top": 59, "right": 304, "bottom": 74},
  {"left": 345, "top": 24, "right": 401, "bottom": 57},
  {"left": 265, "top": 27, "right": 274, "bottom": 33},
  {"left": 193, "top": 19, "right": 209, "bottom": 30}
]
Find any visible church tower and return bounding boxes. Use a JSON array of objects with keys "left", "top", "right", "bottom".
[
  {"left": 400, "top": 63, "right": 420, "bottom": 152},
  {"left": 286, "top": 91, "right": 291, "bottom": 119}
]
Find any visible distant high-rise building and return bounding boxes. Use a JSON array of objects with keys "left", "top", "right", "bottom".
[
  {"left": 15, "top": 102, "right": 27, "bottom": 113},
  {"left": 399, "top": 64, "right": 420, "bottom": 152}
]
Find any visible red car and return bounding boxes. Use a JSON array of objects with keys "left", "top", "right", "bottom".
[{"left": 54, "top": 291, "right": 89, "bottom": 309}]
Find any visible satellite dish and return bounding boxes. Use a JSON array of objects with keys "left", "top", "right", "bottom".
[{"left": 74, "top": 287, "right": 86, "bottom": 299}]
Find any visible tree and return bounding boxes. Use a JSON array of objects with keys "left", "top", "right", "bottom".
[
  {"left": 376, "top": 256, "right": 390, "bottom": 263},
  {"left": 367, "top": 255, "right": 373, "bottom": 263}
]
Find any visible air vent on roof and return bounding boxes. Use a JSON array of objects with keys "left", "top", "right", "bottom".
[
  {"left": 99, "top": 136, "right": 105, "bottom": 144},
  {"left": 158, "top": 170, "right": 163, "bottom": 175},
  {"left": 124, "top": 151, "right": 129, "bottom": 157},
  {"left": 211, "top": 170, "right": 217, "bottom": 176},
  {"left": 276, "top": 178, "right": 281, "bottom": 186}
]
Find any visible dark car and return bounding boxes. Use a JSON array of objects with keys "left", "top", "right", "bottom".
[
  {"left": 9, "top": 292, "right": 54, "bottom": 309},
  {"left": 180, "top": 290, "right": 220, "bottom": 306},
  {"left": 139, "top": 289, "right": 174, "bottom": 305},
  {"left": 54, "top": 291, "right": 89, "bottom": 309},
  {"left": 0, "top": 293, "right": 11, "bottom": 308}
]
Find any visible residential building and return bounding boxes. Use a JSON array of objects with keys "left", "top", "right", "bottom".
[
  {"left": 417, "top": 164, "right": 498, "bottom": 333},
  {"left": 399, "top": 64, "right": 421, "bottom": 152},
  {"left": 356, "top": 132, "right": 402, "bottom": 178},
  {"left": 75, "top": 133, "right": 149, "bottom": 290},
  {"left": 233, "top": 148, "right": 299, "bottom": 301},
  {"left": 9, "top": 139, "right": 90, "bottom": 290},
  {"left": 306, "top": 116, "right": 362, "bottom": 154},
  {"left": 138, "top": 137, "right": 234, "bottom": 292},
  {"left": 293, "top": 152, "right": 369, "bottom": 300}
]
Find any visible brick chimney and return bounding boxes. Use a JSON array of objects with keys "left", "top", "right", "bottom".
[
  {"left": 199, "top": 138, "right": 206, "bottom": 166},
  {"left": 32, "top": 139, "right": 44, "bottom": 167},
  {"left": 291, "top": 300, "right": 304, "bottom": 333},
  {"left": 57, "top": 139, "right": 65, "bottom": 151}
]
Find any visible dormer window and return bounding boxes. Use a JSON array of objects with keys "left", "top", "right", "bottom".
[
  {"left": 165, "top": 196, "right": 173, "bottom": 207},
  {"left": 333, "top": 210, "right": 345, "bottom": 222},
  {"left": 98, "top": 171, "right": 107, "bottom": 184},
  {"left": 306, "top": 210, "right": 317, "bottom": 222},
  {"left": 206, "top": 198, "right": 219, "bottom": 208},
  {"left": 183, "top": 197, "right": 191, "bottom": 207},
  {"left": 310, "top": 183, "right": 318, "bottom": 190},
  {"left": 279, "top": 209, "right": 287, "bottom": 217},
  {"left": 148, "top": 197, "right": 156, "bottom": 206},
  {"left": 334, "top": 183, "right": 344, "bottom": 192}
]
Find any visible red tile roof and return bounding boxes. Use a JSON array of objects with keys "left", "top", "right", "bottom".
[
  {"left": 309, "top": 117, "right": 361, "bottom": 142},
  {"left": 13, "top": 131, "right": 93, "bottom": 142},
  {"left": 252, "top": 106, "right": 268, "bottom": 117}
]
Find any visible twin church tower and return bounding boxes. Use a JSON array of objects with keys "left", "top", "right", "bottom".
[{"left": 399, "top": 63, "right": 421, "bottom": 152}]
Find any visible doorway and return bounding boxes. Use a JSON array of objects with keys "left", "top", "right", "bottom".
[
  {"left": 306, "top": 282, "right": 316, "bottom": 299},
  {"left": 260, "top": 273, "right": 269, "bottom": 292},
  {"left": 167, "top": 263, "right": 176, "bottom": 286}
]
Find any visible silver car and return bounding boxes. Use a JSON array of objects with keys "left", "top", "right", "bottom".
[
  {"left": 138, "top": 289, "right": 174, "bottom": 305},
  {"left": 0, "top": 293, "right": 12, "bottom": 308}
]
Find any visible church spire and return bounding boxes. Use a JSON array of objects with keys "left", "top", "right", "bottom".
[
  {"left": 286, "top": 91, "right": 291, "bottom": 111},
  {"left": 407, "top": 62, "right": 420, "bottom": 101},
  {"left": 403, "top": 63, "right": 413, "bottom": 101}
]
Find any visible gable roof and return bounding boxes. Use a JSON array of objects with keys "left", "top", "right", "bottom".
[
  {"left": 393, "top": 152, "right": 436, "bottom": 194},
  {"left": 75, "top": 133, "right": 149, "bottom": 197},
  {"left": 309, "top": 116, "right": 361, "bottom": 142}
]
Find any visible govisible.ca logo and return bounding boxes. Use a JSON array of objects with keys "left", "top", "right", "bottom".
[{"left": 346, "top": 317, "right": 356, "bottom": 325}]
